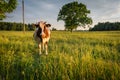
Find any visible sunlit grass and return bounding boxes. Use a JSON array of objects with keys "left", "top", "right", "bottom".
[{"left": 0, "top": 31, "right": 120, "bottom": 80}]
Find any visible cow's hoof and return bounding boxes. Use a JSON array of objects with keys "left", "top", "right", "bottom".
[
  {"left": 45, "top": 53, "right": 48, "bottom": 55},
  {"left": 39, "top": 53, "right": 42, "bottom": 55}
]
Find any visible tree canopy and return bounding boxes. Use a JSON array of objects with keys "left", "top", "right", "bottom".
[
  {"left": 0, "top": 0, "right": 17, "bottom": 20},
  {"left": 57, "top": 1, "right": 92, "bottom": 32}
]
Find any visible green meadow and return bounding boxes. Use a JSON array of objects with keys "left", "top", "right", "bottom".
[{"left": 0, "top": 31, "right": 120, "bottom": 80}]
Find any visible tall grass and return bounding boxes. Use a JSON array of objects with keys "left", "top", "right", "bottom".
[{"left": 0, "top": 31, "right": 120, "bottom": 80}]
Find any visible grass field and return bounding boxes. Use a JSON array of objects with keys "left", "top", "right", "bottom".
[{"left": 0, "top": 31, "right": 120, "bottom": 80}]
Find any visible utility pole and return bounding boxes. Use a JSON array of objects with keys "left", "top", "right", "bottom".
[{"left": 22, "top": 0, "right": 25, "bottom": 33}]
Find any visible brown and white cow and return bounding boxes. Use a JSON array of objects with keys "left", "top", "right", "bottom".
[{"left": 33, "top": 21, "right": 51, "bottom": 55}]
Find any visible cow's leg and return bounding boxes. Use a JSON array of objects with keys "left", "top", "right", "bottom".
[
  {"left": 42, "top": 43, "right": 44, "bottom": 51},
  {"left": 45, "top": 42, "right": 48, "bottom": 55},
  {"left": 38, "top": 43, "right": 42, "bottom": 55}
]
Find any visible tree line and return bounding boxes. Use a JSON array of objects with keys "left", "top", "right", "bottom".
[
  {"left": 0, "top": 22, "right": 34, "bottom": 31},
  {"left": 1, "top": 21, "right": 120, "bottom": 31},
  {"left": 90, "top": 22, "right": 120, "bottom": 31}
]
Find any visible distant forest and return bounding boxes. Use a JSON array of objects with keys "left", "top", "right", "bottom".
[
  {"left": 0, "top": 22, "right": 120, "bottom": 31},
  {"left": 0, "top": 22, "right": 34, "bottom": 31},
  {"left": 90, "top": 22, "right": 120, "bottom": 31}
]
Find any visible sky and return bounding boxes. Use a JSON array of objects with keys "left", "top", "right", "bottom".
[{"left": 3, "top": 0, "right": 120, "bottom": 30}]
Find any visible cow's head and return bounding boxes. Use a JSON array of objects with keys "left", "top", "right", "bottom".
[
  {"left": 38, "top": 21, "right": 51, "bottom": 29},
  {"left": 39, "top": 21, "right": 46, "bottom": 28}
]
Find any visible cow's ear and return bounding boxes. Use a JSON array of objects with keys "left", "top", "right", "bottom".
[
  {"left": 35, "top": 24, "right": 39, "bottom": 27},
  {"left": 47, "top": 24, "right": 51, "bottom": 27}
]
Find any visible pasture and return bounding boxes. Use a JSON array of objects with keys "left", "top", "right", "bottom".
[{"left": 0, "top": 31, "right": 120, "bottom": 80}]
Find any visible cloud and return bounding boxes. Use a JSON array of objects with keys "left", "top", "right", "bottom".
[
  {"left": 40, "top": 2, "right": 55, "bottom": 10},
  {"left": 83, "top": 0, "right": 120, "bottom": 25}
]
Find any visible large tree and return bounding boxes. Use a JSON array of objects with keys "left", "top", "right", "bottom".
[
  {"left": 57, "top": 1, "right": 92, "bottom": 32},
  {"left": 0, "top": 0, "right": 17, "bottom": 20}
]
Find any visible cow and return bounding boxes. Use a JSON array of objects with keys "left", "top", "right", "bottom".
[{"left": 33, "top": 21, "right": 51, "bottom": 55}]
